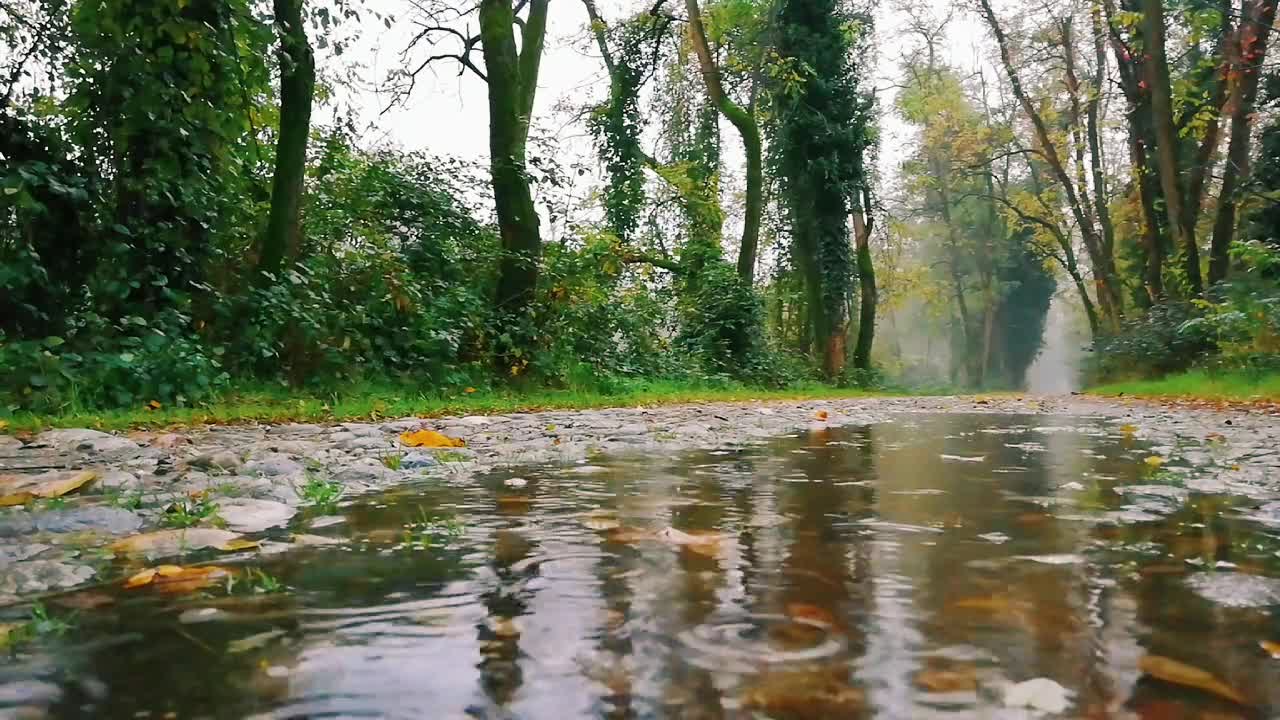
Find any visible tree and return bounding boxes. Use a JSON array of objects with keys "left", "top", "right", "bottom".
[
  {"left": 259, "top": 0, "right": 316, "bottom": 276},
  {"left": 1209, "top": 0, "right": 1278, "bottom": 283},
  {"left": 685, "top": 0, "right": 764, "bottom": 283},
  {"left": 775, "top": 0, "right": 875, "bottom": 378}
]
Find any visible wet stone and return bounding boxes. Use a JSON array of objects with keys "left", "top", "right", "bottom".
[
  {"left": 243, "top": 455, "right": 305, "bottom": 478},
  {"left": 32, "top": 506, "right": 142, "bottom": 535},
  {"left": 0, "top": 560, "right": 95, "bottom": 595},
  {"left": 189, "top": 450, "right": 244, "bottom": 472},
  {"left": 1184, "top": 572, "right": 1280, "bottom": 608},
  {"left": 218, "top": 498, "right": 296, "bottom": 533}
]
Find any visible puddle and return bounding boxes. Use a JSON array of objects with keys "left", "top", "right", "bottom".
[{"left": 6, "top": 412, "right": 1280, "bottom": 718}]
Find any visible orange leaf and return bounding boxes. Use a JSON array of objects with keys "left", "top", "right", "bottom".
[
  {"left": 147, "top": 400, "right": 162, "bottom": 410},
  {"left": 124, "top": 564, "right": 231, "bottom": 594},
  {"left": 464, "top": 387, "right": 477, "bottom": 394},
  {"left": 399, "top": 429, "right": 465, "bottom": 448},
  {"left": 1139, "top": 655, "right": 1247, "bottom": 705},
  {"left": 815, "top": 410, "right": 829, "bottom": 421}
]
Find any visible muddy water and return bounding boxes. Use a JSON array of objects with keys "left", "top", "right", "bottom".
[{"left": 11, "top": 412, "right": 1280, "bottom": 719}]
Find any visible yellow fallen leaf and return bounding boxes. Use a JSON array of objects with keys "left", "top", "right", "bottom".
[
  {"left": 815, "top": 410, "right": 829, "bottom": 421},
  {"left": 399, "top": 429, "right": 465, "bottom": 448},
  {"left": 1120, "top": 424, "right": 1137, "bottom": 435},
  {"left": 147, "top": 400, "right": 162, "bottom": 410},
  {"left": 0, "top": 420, "right": 9, "bottom": 432},
  {"left": 1144, "top": 456, "right": 1166, "bottom": 468},
  {"left": 0, "top": 470, "right": 96, "bottom": 507},
  {"left": 464, "top": 387, "right": 477, "bottom": 394},
  {"left": 124, "top": 568, "right": 159, "bottom": 588},
  {"left": 1260, "top": 640, "right": 1280, "bottom": 659},
  {"left": 1138, "top": 654, "right": 1247, "bottom": 704},
  {"left": 124, "top": 564, "right": 231, "bottom": 594},
  {"left": 111, "top": 528, "right": 252, "bottom": 556}
]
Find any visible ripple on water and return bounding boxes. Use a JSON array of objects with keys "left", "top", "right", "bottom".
[
  {"left": 1184, "top": 572, "right": 1280, "bottom": 608},
  {"left": 678, "top": 613, "right": 848, "bottom": 673}
]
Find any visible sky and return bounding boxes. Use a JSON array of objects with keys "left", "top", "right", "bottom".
[{"left": 336, "top": 0, "right": 997, "bottom": 190}]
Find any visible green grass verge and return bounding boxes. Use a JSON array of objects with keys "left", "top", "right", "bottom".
[
  {"left": 1, "top": 380, "right": 904, "bottom": 433},
  {"left": 1090, "top": 368, "right": 1280, "bottom": 402}
]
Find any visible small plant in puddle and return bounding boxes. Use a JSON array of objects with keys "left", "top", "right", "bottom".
[
  {"left": 401, "top": 507, "right": 465, "bottom": 548},
  {"left": 4, "top": 603, "right": 77, "bottom": 649},
  {"left": 380, "top": 451, "right": 404, "bottom": 471},
  {"left": 298, "top": 473, "right": 343, "bottom": 512},
  {"left": 226, "top": 567, "right": 285, "bottom": 595},
  {"left": 161, "top": 494, "right": 222, "bottom": 528}
]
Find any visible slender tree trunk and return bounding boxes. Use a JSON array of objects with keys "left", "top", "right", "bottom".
[
  {"left": 977, "top": 0, "right": 1123, "bottom": 326},
  {"left": 1209, "top": 0, "right": 1278, "bottom": 284},
  {"left": 685, "top": 0, "right": 763, "bottom": 284},
  {"left": 259, "top": 0, "right": 314, "bottom": 277},
  {"left": 852, "top": 189, "right": 876, "bottom": 373},
  {"left": 480, "top": 0, "right": 549, "bottom": 331},
  {"left": 1141, "top": 0, "right": 1203, "bottom": 294}
]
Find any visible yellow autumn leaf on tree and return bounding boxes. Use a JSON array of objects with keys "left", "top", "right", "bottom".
[{"left": 399, "top": 429, "right": 465, "bottom": 448}]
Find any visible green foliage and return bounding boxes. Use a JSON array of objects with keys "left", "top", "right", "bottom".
[
  {"left": 161, "top": 495, "right": 222, "bottom": 529},
  {"left": 298, "top": 473, "right": 343, "bottom": 511}
]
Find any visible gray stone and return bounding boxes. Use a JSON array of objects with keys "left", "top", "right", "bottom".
[
  {"left": 94, "top": 470, "right": 142, "bottom": 490},
  {"left": 188, "top": 450, "right": 244, "bottom": 472},
  {"left": 218, "top": 498, "right": 296, "bottom": 533},
  {"left": 0, "top": 436, "right": 22, "bottom": 452},
  {"left": 0, "top": 543, "right": 50, "bottom": 567},
  {"left": 332, "top": 460, "right": 399, "bottom": 486},
  {"left": 1185, "top": 572, "right": 1280, "bottom": 608},
  {"left": 243, "top": 454, "right": 305, "bottom": 478},
  {"left": 0, "top": 680, "right": 62, "bottom": 706},
  {"left": 34, "top": 428, "right": 139, "bottom": 455},
  {"left": 340, "top": 436, "right": 393, "bottom": 450},
  {"left": 400, "top": 451, "right": 437, "bottom": 470},
  {"left": 33, "top": 506, "right": 143, "bottom": 534},
  {"left": 0, "top": 560, "right": 95, "bottom": 594},
  {"left": 0, "top": 511, "right": 36, "bottom": 537}
]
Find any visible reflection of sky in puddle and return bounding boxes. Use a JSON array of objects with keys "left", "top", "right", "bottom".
[{"left": 16, "top": 412, "right": 1280, "bottom": 719}]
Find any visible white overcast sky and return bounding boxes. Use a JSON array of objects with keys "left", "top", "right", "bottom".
[{"left": 332, "top": 0, "right": 996, "bottom": 207}]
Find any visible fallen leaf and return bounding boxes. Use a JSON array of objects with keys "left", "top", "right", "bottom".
[
  {"left": 655, "top": 526, "right": 723, "bottom": 547},
  {"left": 786, "top": 602, "right": 836, "bottom": 627},
  {"left": 1138, "top": 655, "right": 1247, "bottom": 705},
  {"left": 1260, "top": 640, "right": 1280, "bottom": 659},
  {"left": 464, "top": 387, "right": 477, "bottom": 394},
  {"left": 125, "top": 564, "right": 232, "bottom": 594},
  {"left": 0, "top": 420, "right": 9, "bottom": 432},
  {"left": 399, "top": 429, "right": 465, "bottom": 448},
  {"left": 1120, "top": 424, "right": 1138, "bottom": 435},
  {"left": 815, "top": 410, "right": 829, "bottom": 421},
  {"left": 0, "top": 470, "right": 96, "bottom": 506},
  {"left": 50, "top": 591, "right": 115, "bottom": 610},
  {"left": 915, "top": 667, "right": 977, "bottom": 693},
  {"left": 1144, "top": 456, "right": 1166, "bottom": 468},
  {"left": 0, "top": 623, "right": 19, "bottom": 647},
  {"left": 111, "top": 528, "right": 255, "bottom": 556},
  {"left": 228, "top": 629, "right": 286, "bottom": 653},
  {"left": 741, "top": 669, "right": 864, "bottom": 717},
  {"left": 582, "top": 514, "right": 620, "bottom": 531},
  {"left": 147, "top": 400, "right": 162, "bottom": 410}
]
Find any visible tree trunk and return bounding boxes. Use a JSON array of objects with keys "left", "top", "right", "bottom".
[
  {"left": 259, "top": 0, "right": 315, "bottom": 277},
  {"left": 1141, "top": 0, "right": 1203, "bottom": 294},
  {"left": 1209, "top": 0, "right": 1278, "bottom": 284},
  {"left": 852, "top": 190, "right": 876, "bottom": 373},
  {"left": 685, "top": 0, "right": 763, "bottom": 284},
  {"left": 480, "top": 0, "right": 549, "bottom": 329},
  {"left": 977, "top": 0, "right": 1123, "bottom": 326}
]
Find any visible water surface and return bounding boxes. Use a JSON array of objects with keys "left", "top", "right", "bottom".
[{"left": 10, "top": 412, "right": 1280, "bottom": 719}]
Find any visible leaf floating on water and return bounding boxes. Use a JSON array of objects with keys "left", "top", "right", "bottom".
[
  {"left": 785, "top": 602, "right": 836, "bottom": 628},
  {"left": 581, "top": 514, "right": 620, "bottom": 531},
  {"left": 398, "top": 429, "right": 465, "bottom": 448},
  {"left": 1260, "top": 641, "right": 1280, "bottom": 659},
  {"left": 655, "top": 526, "right": 724, "bottom": 548},
  {"left": 124, "top": 564, "right": 231, "bottom": 594},
  {"left": 0, "top": 470, "right": 97, "bottom": 507},
  {"left": 915, "top": 667, "right": 977, "bottom": 693},
  {"left": 940, "top": 454, "right": 985, "bottom": 463},
  {"left": 111, "top": 528, "right": 255, "bottom": 556},
  {"left": 1138, "top": 655, "right": 1247, "bottom": 704}
]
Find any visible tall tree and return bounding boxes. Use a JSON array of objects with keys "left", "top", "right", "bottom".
[
  {"left": 684, "top": 0, "right": 764, "bottom": 283},
  {"left": 259, "top": 0, "right": 315, "bottom": 276},
  {"left": 776, "top": 0, "right": 874, "bottom": 378},
  {"left": 1209, "top": 0, "right": 1278, "bottom": 283}
]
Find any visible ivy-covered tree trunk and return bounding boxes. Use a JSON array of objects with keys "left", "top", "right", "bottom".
[
  {"left": 777, "top": 0, "right": 872, "bottom": 380},
  {"left": 684, "top": 0, "right": 763, "bottom": 285},
  {"left": 1209, "top": 0, "right": 1277, "bottom": 284},
  {"left": 480, "top": 0, "right": 548, "bottom": 353},
  {"left": 259, "top": 0, "right": 315, "bottom": 277}
]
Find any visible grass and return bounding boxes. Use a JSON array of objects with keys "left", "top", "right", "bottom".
[
  {"left": 297, "top": 473, "right": 343, "bottom": 512},
  {"left": 160, "top": 495, "right": 222, "bottom": 528},
  {"left": 1, "top": 379, "right": 900, "bottom": 433},
  {"left": 1090, "top": 368, "right": 1280, "bottom": 402}
]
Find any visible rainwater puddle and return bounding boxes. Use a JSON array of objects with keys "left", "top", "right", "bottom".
[{"left": 8, "top": 412, "right": 1280, "bottom": 719}]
